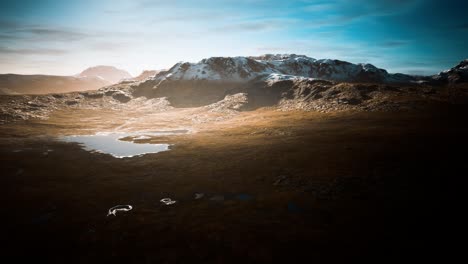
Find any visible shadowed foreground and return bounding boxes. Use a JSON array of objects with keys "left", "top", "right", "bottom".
[{"left": 0, "top": 104, "right": 466, "bottom": 263}]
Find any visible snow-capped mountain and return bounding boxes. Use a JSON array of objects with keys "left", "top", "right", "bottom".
[
  {"left": 153, "top": 54, "right": 415, "bottom": 83},
  {"left": 131, "top": 56, "right": 468, "bottom": 108},
  {"left": 433, "top": 59, "right": 468, "bottom": 83},
  {"left": 156, "top": 57, "right": 277, "bottom": 82},
  {"left": 78, "top": 66, "right": 132, "bottom": 84}
]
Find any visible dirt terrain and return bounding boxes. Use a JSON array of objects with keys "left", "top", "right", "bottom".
[{"left": 1, "top": 97, "right": 466, "bottom": 262}]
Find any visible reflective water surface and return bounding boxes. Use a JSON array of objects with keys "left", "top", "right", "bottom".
[{"left": 61, "top": 131, "right": 186, "bottom": 158}]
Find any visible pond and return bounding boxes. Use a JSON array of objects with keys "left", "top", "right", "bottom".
[{"left": 61, "top": 131, "right": 186, "bottom": 158}]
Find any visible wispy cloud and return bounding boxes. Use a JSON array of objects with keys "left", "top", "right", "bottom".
[
  {"left": 303, "top": 3, "right": 335, "bottom": 12},
  {"left": 406, "top": 69, "right": 432, "bottom": 75},
  {"left": 379, "top": 40, "right": 409, "bottom": 47},
  {"left": 214, "top": 22, "right": 279, "bottom": 32},
  {"left": 212, "top": 18, "right": 295, "bottom": 33},
  {"left": 255, "top": 46, "right": 291, "bottom": 53},
  {"left": 0, "top": 0, "right": 465, "bottom": 76},
  {"left": 0, "top": 18, "right": 90, "bottom": 42},
  {"left": 87, "top": 41, "right": 130, "bottom": 51},
  {"left": 0, "top": 19, "right": 21, "bottom": 29},
  {"left": 303, "top": 0, "right": 422, "bottom": 27},
  {"left": 13, "top": 28, "right": 89, "bottom": 41},
  {"left": 0, "top": 46, "right": 68, "bottom": 55}
]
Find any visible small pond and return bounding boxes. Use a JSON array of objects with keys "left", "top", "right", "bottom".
[{"left": 61, "top": 131, "right": 187, "bottom": 158}]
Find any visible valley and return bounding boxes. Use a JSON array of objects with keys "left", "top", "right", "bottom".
[
  {"left": 1, "top": 94, "right": 466, "bottom": 262},
  {"left": 2, "top": 0, "right": 466, "bottom": 262},
  {"left": 1, "top": 55, "right": 467, "bottom": 262}
]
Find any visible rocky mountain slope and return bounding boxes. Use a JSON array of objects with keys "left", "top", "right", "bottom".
[
  {"left": 1, "top": 56, "right": 467, "bottom": 123},
  {"left": 128, "top": 55, "right": 466, "bottom": 108},
  {"left": 132, "top": 70, "right": 161, "bottom": 82},
  {"left": 77, "top": 66, "right": 132, "bottom": 84},
  {"left": 153, "top": 54, "right": 416, "bottom": 84},
  {"left": 432, "top": 59, "right": 468, "bottom": 84}
]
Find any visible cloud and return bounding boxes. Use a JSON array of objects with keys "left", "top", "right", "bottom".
[
  {"left": 406, "top": 69, "right": 434, "bottom": 76},
  {"left": 213, "top": 19, "right": 294, "bottom": 33},
  {"left": 215, "top": 22, "right": 277, "bottom": 32},
  {"left": 362, "top": 0, "right": 421, "bottom": 14},
  {"left": 303, "top": 0, "right": 422, "bottom": 27},
  {"left": 303, "top": 3, "right": 335, "bottom": 12},
  {"left": 151, "top": 12, "right": 228, "bottom": 24},
  {"left": 13, "top": 28, "right": 90, "bottom": 41},
  {"left": 0, "top": 46, "right": 68, "bottom": 55},
  {"left": 0, "top": 19, "right": 91, "bottom": 42},
  {"left": 87, "top": 41, "right": 130, "bottom": 51},
  {"left": 255, "top": 46, "right": 291, "bottom": 52},
  {"left": 0, "top": 19, "right": 21, "bottom": 29},
  {"left": 379, "top": 40, "right": 409, "bottom": 47}
]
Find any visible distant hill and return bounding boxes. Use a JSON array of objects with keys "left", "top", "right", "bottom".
[
  {"left": 78, "top": 66, "right": 132, "bottom": 84},
  {"left": 0, "top": 74, "right": 110, "bottom": 95},
  {"left": 0, "top": 65, "right": 132, "bottom": 95},
  {"left": 132, "top": 70, "right": 161, "bottom": 82}
]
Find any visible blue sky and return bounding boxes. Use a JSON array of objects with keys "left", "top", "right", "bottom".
[{"left": 0, "top": 0, "right": 466, "bottom": 76}]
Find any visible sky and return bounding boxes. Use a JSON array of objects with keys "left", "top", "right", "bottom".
[{"left": 0, "top": 0, "right": 467, "bottom": 76}]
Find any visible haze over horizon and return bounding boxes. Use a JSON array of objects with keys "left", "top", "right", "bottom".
[{"left": 1, "top": 0, "right": 467, "bottom": 76}]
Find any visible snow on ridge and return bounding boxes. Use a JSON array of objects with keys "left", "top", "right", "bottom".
[
  {"left": 249, "top": 54, "right": 315, "bottom": 62},
  {"left": 159, "top": 56, "right": 277, "bottom": 82},
  {"left": 155, "top": 54, "right": 413, "bottom": 83},
  {"left": 432, "top": 58, "right": 468, "bottom": 83},
  {"left": 264, "top": 73, "right": 317, "bottom": 85}
]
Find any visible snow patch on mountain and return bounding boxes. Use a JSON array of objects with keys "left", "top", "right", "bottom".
[
  {"left": 264, "top": 73, "right": 316, "bottom": 85},
  {"left": 154, "top": 54, "right": 415, "bottom": 84},
  {"left": 433, "top": 59, "right": 468, "bottom": 83},
  {"left": 161, "top": 57, "right": 276, "bottom": 82}
]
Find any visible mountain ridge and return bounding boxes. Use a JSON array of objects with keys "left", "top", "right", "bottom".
[
  {"left": 153, "top": 54, "right": 418, "bottom": 84},
  {"left": 129, "top": 56, "right": 467, "bottom": 108}
]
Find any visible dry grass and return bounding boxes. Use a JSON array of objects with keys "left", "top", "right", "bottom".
[{"left": 1, "top": 103, "right": 467, "bottom": 262}]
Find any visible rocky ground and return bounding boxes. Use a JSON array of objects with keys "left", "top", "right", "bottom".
[
  {"left": 1, "top": 77, "right": 467, "bottom": 263},
  {"left": 0, "top": 76, "right": 462, "bottom": 125},
  {"left": 1, "top": 103, "right": 466, "bottom": 263}
]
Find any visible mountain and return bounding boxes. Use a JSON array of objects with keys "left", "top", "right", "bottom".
[
  {"left": 132, "top": 54, "right": 418, "bottom": 107},
  {"left": 0, "top": 65, "right": 133, "bottom": 95},
  {"left": 133, "top": 70, "right": 161, "bottom": 82},
  {"left": 78, "top": 66, "right": 132, "bottom": 84},
  {"left": 0, "top": 74, "right": 110, "bottom": 95},
  {"left": 433, "top": 59, "right": 468, "bottom": 83},
  {"left": 152, "top": 54, "right": 416, "bottom": 84},
  {"left": 2, "top": 58, "right": 467, "bottom": 122}
]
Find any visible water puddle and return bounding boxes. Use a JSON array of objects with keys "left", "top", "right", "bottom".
[{"left": 61, "top": 130, "right": 187, "bottom": 158}]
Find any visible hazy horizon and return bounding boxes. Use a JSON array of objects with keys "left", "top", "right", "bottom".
[{"left": 1, "top": 0, "right": 467, "bottom": 76}]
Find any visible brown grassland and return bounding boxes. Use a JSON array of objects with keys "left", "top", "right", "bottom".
[{"left": 1, "top": 102, "right": 466, "bottom": 262}]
